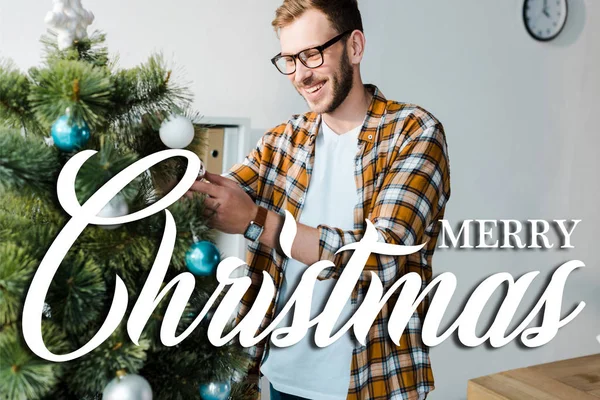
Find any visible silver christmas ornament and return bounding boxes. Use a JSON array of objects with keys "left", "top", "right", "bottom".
[
  {"left": 96, "top": 194, "right": 129, "bottom": 230},
  {"left": 103, "top": 370, "right": 153, "bottom": 400}
]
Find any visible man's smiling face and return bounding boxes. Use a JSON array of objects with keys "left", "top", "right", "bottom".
[{"left": 279, "top": 9, "right": 354, "bottom": 114}]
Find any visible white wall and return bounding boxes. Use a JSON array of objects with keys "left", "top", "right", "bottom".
[{"left": 1, "top": 1, "right": 598, "bottom": 399}]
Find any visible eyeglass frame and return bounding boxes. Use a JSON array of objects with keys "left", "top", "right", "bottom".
[{"left": 270, "top": 29, "right": 355, "bottom": 75}]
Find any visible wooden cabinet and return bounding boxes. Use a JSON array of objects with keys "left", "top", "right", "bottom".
[
  {"left": 202, "top": 127, "right": 225, "bottom": 174},
  {"left": 467, "top": 353, "right": 600, "bottom": 399}
]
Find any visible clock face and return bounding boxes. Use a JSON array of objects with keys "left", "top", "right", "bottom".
[{"left": 523, "top": 0, "right": 568, "bottom": 41}]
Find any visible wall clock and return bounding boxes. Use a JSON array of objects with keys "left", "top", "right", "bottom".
[{"left": 523, "top": 0, "right": 568, "bottom": 41}]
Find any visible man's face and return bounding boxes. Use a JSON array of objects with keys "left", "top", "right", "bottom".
[{"left": 279, "top": 9, "right": 354, "bottom": 114}]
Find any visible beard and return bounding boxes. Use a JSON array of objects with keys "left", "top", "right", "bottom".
[{"left": 296, "top": 47, "right": 354, "bottom": 114}]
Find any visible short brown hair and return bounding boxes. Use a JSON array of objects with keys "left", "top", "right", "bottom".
[{"left": 272, "top": 0, "right": 363, "bottom": 35}]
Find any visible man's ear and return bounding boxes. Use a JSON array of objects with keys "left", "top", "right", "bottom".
[{"left": 348, "top": 30, "right": 366, "bottom": 64}]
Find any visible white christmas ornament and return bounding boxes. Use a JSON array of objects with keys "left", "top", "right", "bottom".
[
  {"left": 159, "top": 115, "right": 195, "bottom": 149},
  {"left": 103, "top": 371, "right": 153, "bottom": 400},
  {"left": 97, "top": 194, "right": 129, "bottom": 230},
  {"left": 45, "top": 0, "right": 95, "bottom": 50}
]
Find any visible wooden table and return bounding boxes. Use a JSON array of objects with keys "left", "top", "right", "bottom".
[{"left": 467, "top": 353, "right": 600, "bottom": 399}]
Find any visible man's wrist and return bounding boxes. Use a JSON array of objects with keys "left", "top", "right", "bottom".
[
  {"left": 257, "top": 209, "right": 285, "bottom": 253},
  {"left": 244, "top": 203, "right": 259, "bottom": 234}
]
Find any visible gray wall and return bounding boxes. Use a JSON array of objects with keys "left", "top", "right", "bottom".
[{"left": 1, "top": 1, "right": 598, "bottom": 399}]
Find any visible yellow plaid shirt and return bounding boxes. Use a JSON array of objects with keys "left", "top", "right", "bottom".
[{"left": 224, "top": 84, "right": 451, "bottom": 400}]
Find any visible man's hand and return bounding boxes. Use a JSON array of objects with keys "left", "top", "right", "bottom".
[
  {"left": 186, "top": 171, "right": 258, "bottom": 235},
  {"left": 187, "top": 172, "right": 319, "bottom": 265}
]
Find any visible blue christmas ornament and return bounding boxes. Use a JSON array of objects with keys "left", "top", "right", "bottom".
[
  {"left": 50, "top": 114, "right": 90, "bottom": 152},
  {"left": 185, "top": 241, "right": 220, "bottom": 276},
  {"left": 199, "top": 381, "right": 231, "bottom": 400}
]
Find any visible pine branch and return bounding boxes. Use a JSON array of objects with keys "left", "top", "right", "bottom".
[
  {"left": 76, "top": 227, "right": 157, "bottom": 290},
  {"left": 45, "top": 251, "right": 106, "bottom": 335},
  {"left": 0, "top": 192, "right": 65, "bottom": 261},
  {"left": 66, "top": 325, "right": 150, "bottom": 397},
  {"left": 28, "top": 59, "right": 113, "bottom": 130},
  {"left": 164, "top": 194, "right": 215, "bottom": 272},
  {"left": 0, "top": 323, "right": 69, "bottom": 400},
  {"left": 41, "top": 30, "right": 110, "bottom": 69},
  {"left": 109, "top": 53, "right": 192, "bottom": 135},
  {"left": 74, "top": 136, "right": 140, "bottom": 204},
  {"left": 0, "top": 242, "right": 38, "bottom": 326},
  {"left": 0, "top": 128, "right": 60, "bottom": 196},
  {"left": 0, "top": 60, "right": 44, "bottom": 137},
  {"left": 230, "top": 381, "right": 260, "bottom": 400},
  {"left": 140, "top": 320, "right": 252, "bottom": 400},
  {"left": 0, "top": 211, "right": 61, "bottom": 262}
]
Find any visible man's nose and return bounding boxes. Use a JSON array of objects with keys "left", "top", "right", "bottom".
[{"left": 293, "top": 61, "right": 313, "bottom": 85}]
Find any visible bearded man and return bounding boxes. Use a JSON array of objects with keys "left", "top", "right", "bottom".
[{"left": 188, "top": 1, "right": 452, "bottom": 398}]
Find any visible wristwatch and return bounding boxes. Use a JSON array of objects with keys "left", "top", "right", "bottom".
[{"left": 244, "top": 206, "right": 268, "bottom": 242}]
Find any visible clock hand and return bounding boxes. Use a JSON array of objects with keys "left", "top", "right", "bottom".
[
  {"left": 542, "top": 0, "right": 550, "bottom": 17},
  {"left": 542, "top": 0, "right": 550, "bottom": 18}
]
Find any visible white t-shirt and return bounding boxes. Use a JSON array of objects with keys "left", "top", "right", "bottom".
[{"left": 260, "top": 120, "right": 361, "bottom": 399}]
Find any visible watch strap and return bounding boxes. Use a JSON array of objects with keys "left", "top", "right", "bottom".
[{"left": 253, "top": 206, "right": 268, "bottom": 228}]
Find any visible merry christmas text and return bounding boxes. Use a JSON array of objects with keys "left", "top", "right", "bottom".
[{"left": 21, "top": 150, "right": 586, "bottom": 362}]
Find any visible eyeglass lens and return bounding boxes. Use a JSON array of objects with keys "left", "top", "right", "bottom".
[{"left": 275, "top": 48, "right": 323, "bottom": 74}]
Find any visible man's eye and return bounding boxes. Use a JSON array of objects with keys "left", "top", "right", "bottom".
[{"left": 302, "top": 50, "right": 320, "bottom": 61}]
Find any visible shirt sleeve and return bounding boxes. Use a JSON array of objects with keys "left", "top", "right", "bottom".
[{"left": 315, "top": 122, "right": 451, "bottom": 287}]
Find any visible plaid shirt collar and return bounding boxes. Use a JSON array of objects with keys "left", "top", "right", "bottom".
[{"left": 306, "top": 83, "right": 383, "bottom": 144}]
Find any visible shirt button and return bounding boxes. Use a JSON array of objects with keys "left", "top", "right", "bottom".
[
  {"left": 299, "top": 196, "right": 304, "bottom": 202},
  {"left": 368, "top": 134, "right": 373, "bottom": 140}
]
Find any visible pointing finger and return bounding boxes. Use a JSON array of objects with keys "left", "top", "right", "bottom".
[
  {"left": 189, "top": 180, "right": 222, "bottom": 197},
  {"left": 204, "top": 172, "right": 240, "bottom": 189}
]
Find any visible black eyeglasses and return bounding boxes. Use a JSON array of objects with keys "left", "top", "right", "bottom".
[{"left": 271, "top": 30, "right": 353, "bottom": 75}]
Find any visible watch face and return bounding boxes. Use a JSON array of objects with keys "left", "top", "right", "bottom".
[
  {"left": 244, "top": 223, "right": 264, "bottom": 241},
  {"left": 523, "top": 0, "right": 568, "bottom": 41}
]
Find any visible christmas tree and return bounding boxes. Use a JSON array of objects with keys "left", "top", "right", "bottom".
[{"left": 0, "top": 1, "right": 254, "bottom": 399}]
